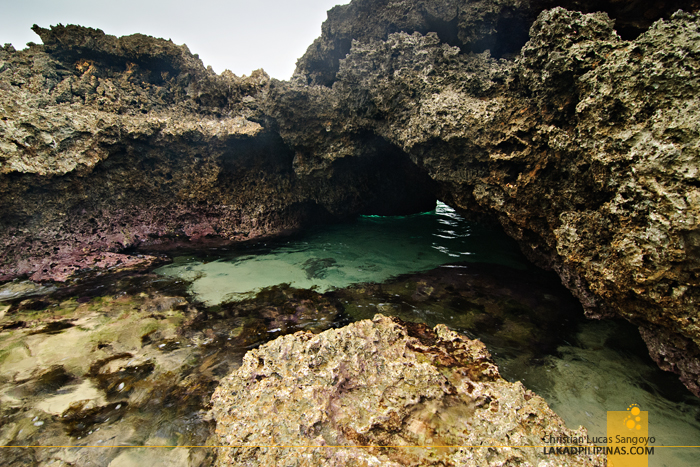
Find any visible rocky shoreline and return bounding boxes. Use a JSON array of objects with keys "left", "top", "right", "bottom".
[
  {"left": 271, "top": 4, "right": 700, "bottom": 396},
  {"left": 2, "top": 0, "right": 700, "bottom": 451},
  {"left": 3, "top": 258, "right": 698, "bottom": 465},
  {"left": 211, "top": 314, "right": 605, "bottom": 466}
]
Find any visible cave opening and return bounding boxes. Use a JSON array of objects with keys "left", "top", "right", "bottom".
[
  {"left": 421, "top": 14, "right": 462, "bottom": 51},
  {"left": 335, "top": 136, "right": 439, "bottom": 217}
]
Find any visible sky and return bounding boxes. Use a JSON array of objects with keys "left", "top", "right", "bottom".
[{"left": 0, "top": 0, "right": 347, "bottom": 79}]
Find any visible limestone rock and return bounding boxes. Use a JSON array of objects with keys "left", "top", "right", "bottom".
[
  {"left": 0, "top": 25, "right": 435, "bottom": 282},
  {"left": 294, "top": 0, "right": 699, "bottom": 86},
  {"left": 0, "top": 26, "right": 276, "bottom": 281},
  {"left": 211, "top": 314, "right": 603, "bottom": 466},
  {"left": 272, "top": 5, "right": 700, "bottom": 396}
]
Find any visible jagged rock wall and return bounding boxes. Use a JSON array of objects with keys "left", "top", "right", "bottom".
[
  {"left": 2, "top": 2, "right": 700, "bottom": 397},
  {"left": 294, "top": 0, "right": 700, "bottom": 86},
  {"left": 0, "top": 25, "right": 436, "bottom": 281},
  {"left": 272, "top": 6, "right": 700, "bottom": 396}
]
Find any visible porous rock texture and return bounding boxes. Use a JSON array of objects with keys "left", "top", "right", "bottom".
[
  {"left": 211, "top": 314, "right": 604, "bottom": 466},
  {"left": 270, "top": 5, "right": 700, "bottom": 397},
  {"left": 2, "top": 0, "right": 700, "bottom": 397},
  {"left": 294, "top": 0, "right": 700, "bottom": 86},
  {"left": 0, "top": 24, "right": 436, "bottom": 282}
]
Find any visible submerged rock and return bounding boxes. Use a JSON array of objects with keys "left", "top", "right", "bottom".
[
  {"left": 0, "top": 276, "right": 221, "bottom": 466},
  {"left": 0, "top": 271, "right": 354, "bottom": 465},
  {"left": 272, "top": 4, "right": 700, "bottom": 396},
  {"left": 332, "top": 262, "right": 587, "bottom": 370},
  {"left": 211, "top": 314, "right": 603, "bottom": 466},
  {"left": 2, "top": 0, "right": 700, "bottom": 396}
]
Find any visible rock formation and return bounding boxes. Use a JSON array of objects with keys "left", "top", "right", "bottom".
[
  {"left": 211, "top": 314, "right": 604, "bottom": 466},
  {"left": 271, "top": 4, "right": 700, "bottom": 396},
  {"left": 294, "top": 0, "right": 700, "bottom": 86},
  {"left": 2, "top": 0, "right": 700, "bottom": 396},
  {"left": 0, "top": 24, "right": 436, "bottom": 282}
]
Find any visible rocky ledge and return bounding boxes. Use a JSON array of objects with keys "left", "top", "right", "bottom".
[
  {"left": 211, "top": 314, "right": 604, "bottom": 466},
  {"left": 0, "top": 24, "right": 435, "bottom": 282},
  {"left": 271, "top": 4, "right": 700, "bottom": 397},
  {"left": 1, "top": 0, "right": 700, "bottom": 397}
]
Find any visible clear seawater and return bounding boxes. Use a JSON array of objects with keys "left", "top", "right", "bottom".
[
  {"left": 155, "top": 202, "right": 527, "bottom": 305},
  {"left": 156, "top": 201, "right": 700, "bottom": 466},
  {"left": 1, "top": 202, "right": 698, "bottom": 466}
]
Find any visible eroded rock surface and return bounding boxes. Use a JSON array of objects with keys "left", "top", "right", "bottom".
[
  {"left": 0, "top": 24, "right": 436, "bottom": 282},
  {"left": 2, "top": 0, "right": 700, "bottom": 396},
  {"left": 294, "top": 0, "right": 700, "bottom": 86},
  {"left": 211, "top": 314, "right": 603, "bottom": 466},
  {"left": 272, "top": 6, "right": 700, "bottom": 396}
]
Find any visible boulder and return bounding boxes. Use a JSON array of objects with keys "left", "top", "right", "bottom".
[{"left": 211, "top": 314, "right": 603, "bottom": 466}]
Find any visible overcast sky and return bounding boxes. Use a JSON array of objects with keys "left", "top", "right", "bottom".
[{"left": 0, "top": 0, "right": 346, "bottom": 79}]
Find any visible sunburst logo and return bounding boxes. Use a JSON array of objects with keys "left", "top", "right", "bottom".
[
  {"left": 624, "top": 404, "right": 643, "bottom": 431},
  {"left": 607, "top": 403, "right": 651, "bottom": 467}
]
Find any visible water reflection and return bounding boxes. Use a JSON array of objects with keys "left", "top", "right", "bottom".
[
  {"left": 1, "top": 202, "right": 698, "bottom": 467},
  {"left": 155, "top": 202, "right": 526, "bottom": 305}
]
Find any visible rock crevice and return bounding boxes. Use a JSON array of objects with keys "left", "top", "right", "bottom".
[{"left": 2, "top": 1, "right": 700, "bottom": 396}]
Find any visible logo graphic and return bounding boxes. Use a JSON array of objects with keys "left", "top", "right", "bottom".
[
  {"left": 607, "top": 403, "right": 652, "bottom": 467},
  {"left": 623, "top": 404, "right": 643, "bottom": 431}
]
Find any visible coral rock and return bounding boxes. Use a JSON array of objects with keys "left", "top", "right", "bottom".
[{"left": 211, "top": 314, "right": 603, "bottom": 466}]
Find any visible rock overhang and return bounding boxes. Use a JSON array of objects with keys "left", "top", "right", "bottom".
[{"left": 1, "top": 0, "right": 700, "bottom": 398}]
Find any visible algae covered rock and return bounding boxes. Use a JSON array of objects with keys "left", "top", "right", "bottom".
[{"left": 211, "top": 314, "right": 603, "bottom": 466}]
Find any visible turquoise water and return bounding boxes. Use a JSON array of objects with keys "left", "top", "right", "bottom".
[
  {"left": 4, "top": 202, "right": 698, "bottom": 466},
  {"left": 511, "top": 319, "right": 700, "bottom": 467},
  {"left": 156, "top": 202, "right": 527, "bottom": 305},
  {"left": 155, "top": 201, "right": 700, "bottom": 466}
]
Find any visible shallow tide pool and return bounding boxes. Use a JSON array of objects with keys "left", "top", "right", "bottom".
[
  {"left": 155, "top": 202, "right": 527, "bottom": 305},
  {"left": 1, "top": 202, "right": 698, "bottom": 466}
]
